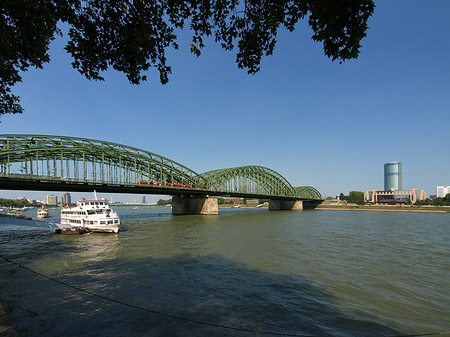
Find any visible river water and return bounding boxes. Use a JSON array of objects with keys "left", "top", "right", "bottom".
[{"left": 0, "top": 207, "right": 449, "bottom": 336}]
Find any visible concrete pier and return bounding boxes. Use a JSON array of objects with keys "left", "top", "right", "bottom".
[
  {"left": 269, "top": 199, "right": 303, "bottom": 211},
  {"left": 172, "top": 196, "right": 219, "bottom": 215}
]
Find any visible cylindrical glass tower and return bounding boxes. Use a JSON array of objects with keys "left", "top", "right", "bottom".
[{"left": 384, "top": 162, "right": 402, "bottom": 191}]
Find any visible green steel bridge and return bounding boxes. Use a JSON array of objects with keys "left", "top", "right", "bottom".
[{"left": 0, "top": 135, "right": 322, "bottom": 204}]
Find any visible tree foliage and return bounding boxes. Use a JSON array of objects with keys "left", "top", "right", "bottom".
[
  {"left": 1, "top": 0, "right": 375, "bottom": 117},
  {"left": 0, "top": 198, "right": 29, "bottom": 208},
  {"left": 415, "top": 194, "right": 450, "bottom": 206},
  {"left": 156, "top": 198, "right": 172, "bottom": 206},
  {"left": 339, "top": 191, "right": 365, "bottom": 205}
]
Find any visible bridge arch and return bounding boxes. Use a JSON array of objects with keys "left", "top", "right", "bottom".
[
  {"left": 201, "top": 166, "right": 297, "bottom": 197},
  {"left": 0, "top": 134, "right": 207, "bottom": 188},
  {"left": 1, "top": 134, "right": 322, "bottom": 200},
  {"left": 293, "top": 186, "right": 322, "bottom": 200}
]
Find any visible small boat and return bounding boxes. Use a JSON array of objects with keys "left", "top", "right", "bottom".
[
  {"left": 57, "top": 191, "right": 121, "bottom": 234},
  {"left": 37, "top": 207, "right": 50, "bottom": 218}
]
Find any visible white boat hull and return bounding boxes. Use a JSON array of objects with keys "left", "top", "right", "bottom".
[
  {"left": 56, "top": 223, "right": 120, "bottom": 234},
  {"left": 85, "top": 224, "right": 120, "bottom": 234}
]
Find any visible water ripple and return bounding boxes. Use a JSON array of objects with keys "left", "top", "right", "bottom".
[{"left": 0, "top": 207, "right": 449, "bottom": 336}]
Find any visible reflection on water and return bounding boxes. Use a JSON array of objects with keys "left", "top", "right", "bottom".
[
  {"left": 0, "top": 207, "right": 449, "bottom": 336},
  {"left": 36, "top": 234, "right": 121, "bottom": 276}
]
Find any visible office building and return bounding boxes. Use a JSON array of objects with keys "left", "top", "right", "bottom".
[
  {"left": 61, "top": 192, "right": 71, "bottom": 205},
  {"left": 223, "top": 198, "right": 244, "bottom": 204},
  {"left": 47, "top": 195, "right": 57, "bottom": 206},
  {"left": 437, "top": 186, "right": 450, "bottom": 198},
  {"left": 364, "top": 162, "right": 426, "bottom": 204},
  {"left": 364, "top": 188, "right": 426, "bottom": 205},
  {"left": 384, "top": 162, "right": 402, "bottom": 191}
]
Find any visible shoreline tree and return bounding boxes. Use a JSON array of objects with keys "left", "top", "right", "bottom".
[
  {"left": 338, "top": 191, "right": 365, "bottom": 205},
  {"left": 1, "top": 0, "right": 375, "bottom": 118}
]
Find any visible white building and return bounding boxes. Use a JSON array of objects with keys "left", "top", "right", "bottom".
[{"left": 437, "top": 186, "right": 450, "bottom": 198}]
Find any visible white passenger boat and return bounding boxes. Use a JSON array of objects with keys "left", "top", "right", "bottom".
[
  {"left": 58, "top": 192, "right": 121, "bottom": 234},
  {"left": 37, "top": 207, "right": 50, "bottom": 218}
]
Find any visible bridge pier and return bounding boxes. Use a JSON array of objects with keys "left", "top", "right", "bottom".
[
  {"left": 172, "top": 196, "right": 219, "bottom": 215},
  {"left": 269, "top": 199, "right": 303, "bottom": 211}
]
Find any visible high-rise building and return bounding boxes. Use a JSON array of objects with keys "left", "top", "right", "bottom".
[
  {"left": 47, "top": 195, "right": 57, "bottom": 206},
  {"left": 365, "top": 161, "right": 426, "bottom": 204},
  {"left": 437, "top": 186, "right": 450, "bottom": 198},
  {"left": 384, "top": 162, "right": 402, "bottom": 191},
  {"left": 61, "top": 192, "right": 71, "bottom": 205}
]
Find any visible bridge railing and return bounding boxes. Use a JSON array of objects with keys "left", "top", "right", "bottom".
[{"left": 0, "top": 172, "right": 210, "bottom": 191}]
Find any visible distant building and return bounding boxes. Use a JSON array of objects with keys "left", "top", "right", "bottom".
[
  {"left": 364, "top": 162, "right": 426, "bottom": 204},
  {"left": 245, "top": 199, "right": 259, "bottom": 205},
  {"left": 384, "top": 162, "right": 402, "bottom": 191},
  {"left": 61, "top": 192, "right": 71, "bottom": 205},
  {"left": 224, "top": 198, "right": 244, "bottom": 204},
  {"left": 364, "top": 188, "right": 426, "bottom": 205},
  {"left": 47, "top": 195, "right": 57, "bottom": 206},
  {"left": 436, "top": 186, "right": 450, "bottom": 198}
]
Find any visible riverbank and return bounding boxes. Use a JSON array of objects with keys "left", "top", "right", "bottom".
[
  {"left": 317, "top": 204, "right": 450, "bottom": 213},
  {"left": 219, "top": 204, "right": 268, "bottom": 209}
]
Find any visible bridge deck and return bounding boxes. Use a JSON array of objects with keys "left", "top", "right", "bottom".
[{"left": 0, "top": 176, "right": 318, "bottom": 201}]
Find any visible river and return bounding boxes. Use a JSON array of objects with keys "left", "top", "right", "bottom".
[{"left": 0, "top": 207, "right": 449, "bottom": 336}]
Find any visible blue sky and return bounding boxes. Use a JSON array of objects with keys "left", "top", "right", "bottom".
[{"left": 1, "top": 0, "right": 450, "bottom": 202}]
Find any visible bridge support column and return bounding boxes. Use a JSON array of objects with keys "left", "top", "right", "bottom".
[
  {"left": 172, "top": 196, "right": 219, "bottom": 215},
  {"left": 269, "top": 199, "right": 303, "bottom": 211}
]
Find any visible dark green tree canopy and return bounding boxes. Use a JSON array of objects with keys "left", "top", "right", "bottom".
[{"left": 0, "top": 0, "right": 375, "bottom": 117}]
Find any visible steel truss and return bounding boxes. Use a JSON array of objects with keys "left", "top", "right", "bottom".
[{"left": 0, "top": 135, "right": 322, "bottom": 200}]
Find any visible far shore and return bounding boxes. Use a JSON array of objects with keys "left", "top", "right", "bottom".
[
  {"left": 112, "top": 203, "right": 449, "bottom": 213},
  {"left": 317, "top": 204, "right": 450, "bottom": 213}
]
